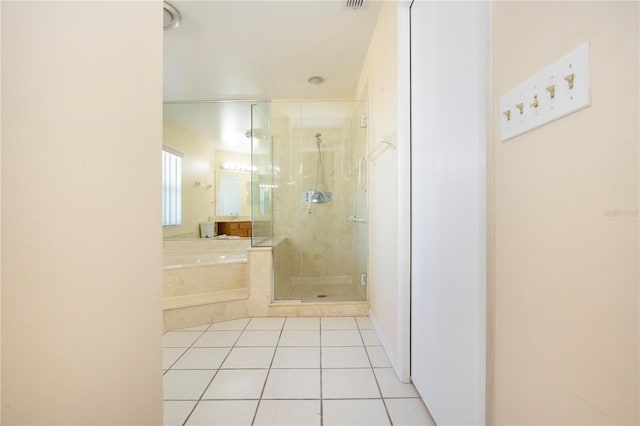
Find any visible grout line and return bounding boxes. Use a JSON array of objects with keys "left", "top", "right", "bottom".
[
  {"left": 250, "top": 318, "right": 286, "bottom": 425},
  {"left": 176, "top": 396, "right": 417, "bottom": 402},
  {"left": 319, "top": 317, "right": 324, "bottom": 426},
  {"left": 163, "top": 329, "right": 211, "bottom": 374},
  {"left": 165, "top": 317, "right": 395, "bottom": 426},
  {"left": 357, "top": 317, "right": 394, "bottom": 426},
  {"left": 180, "top": 319, "right": 252, "bottom": 426}
]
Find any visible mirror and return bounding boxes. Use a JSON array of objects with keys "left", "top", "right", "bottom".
[
  {"left": 162, "top": 102, "right": 254, "bottom": 239},
  {"left": 215, "top": 167, "right": 251, "bottom": 217}
]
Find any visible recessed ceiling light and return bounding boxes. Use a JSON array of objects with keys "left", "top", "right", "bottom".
[{"left": 307, "top": 76, "right": 325, "bottom": 85}]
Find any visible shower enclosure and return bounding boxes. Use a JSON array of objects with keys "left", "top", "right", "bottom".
[
  {"left": 270, "top": 101, "right": 368, "bottom": 302},
  {"left": 162, "top": 99, "right": 368, "bottom": 303}
]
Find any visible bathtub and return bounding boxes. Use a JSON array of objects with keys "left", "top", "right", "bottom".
[
  {"left": 163, "top": 251, "right": 247, "bottom": 270},
  {"left": 162, "top": 239, "right": 252, "bottom": 329}
]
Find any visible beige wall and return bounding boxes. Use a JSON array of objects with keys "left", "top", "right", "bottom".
[
  {"left": 1, "top": 2, "right": 163, "bottom": 424},
  {"left": 492, "top": 2, "right": 639, "bottom": 424},
  {"left": 0, "top": 2, "right": 3, "bottom": 419},
  {"left": 357, "top": 1, "right": 400, "bottom": 367},
  {"left": 163, "top": 119, "right": 215, "bottom": 238}
]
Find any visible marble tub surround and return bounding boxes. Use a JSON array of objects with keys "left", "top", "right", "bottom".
[
  {"left": 163, "top": 238, "right": 251, "bottom": 252},
  {"left": 163, "top": 239, "right": 272, "bottom": 331},
  {"left": 163, "top": 239, "right": 250, "bottom": 304},
  {"left": 164, "top": 299, "right": 249, "bottom": 332},
  {"left": 163, "top": 263, "right": 246, "bottom": 301},
  {"left": 246, "top": 247, "right": 273, "bottom": 318}
]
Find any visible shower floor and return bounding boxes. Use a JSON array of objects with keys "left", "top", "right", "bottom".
[{"left": 275, "top": 277, "right": 366, "bottom": 302}]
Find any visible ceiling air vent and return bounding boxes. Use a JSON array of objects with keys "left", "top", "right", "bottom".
[{"left": 346, "top": 0, "right": 364, "bottom": 10}]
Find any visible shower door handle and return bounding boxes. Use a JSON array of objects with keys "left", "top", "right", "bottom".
[
  {"left": 357, "top": 156, "right": 367, "bottom": 190},
  {"left": 348, "top": 215, "right": 367, "bottom": 224}
]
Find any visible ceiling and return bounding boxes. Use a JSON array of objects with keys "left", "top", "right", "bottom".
[
  {"left": 163, "top": 100, "right": 364, "bottom": 154},
  {"left": 163, "top": 0, "right": 383, "bottom": 101}
]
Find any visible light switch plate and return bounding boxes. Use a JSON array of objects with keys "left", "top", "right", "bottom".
[{"left": 500, "top": 42, "right": 591, "bottom": 141}]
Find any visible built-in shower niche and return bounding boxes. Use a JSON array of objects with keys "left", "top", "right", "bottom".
[{"left": 271, "top": 101, "right": 368, "bottom": 303}]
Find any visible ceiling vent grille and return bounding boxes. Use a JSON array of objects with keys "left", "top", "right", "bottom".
[{"left": 346, "top": 0, "right": 364, "bottom": 10}]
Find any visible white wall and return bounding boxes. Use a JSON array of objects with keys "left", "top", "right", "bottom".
[
  {"left": 357, "top": 1, "right": 402, "bottom": 375},
  {"left": 1, "top": 2, "right": 163, "bottom": 424},
  {"left": 410, "top": 2, "right": 489, "bottom": 424}
]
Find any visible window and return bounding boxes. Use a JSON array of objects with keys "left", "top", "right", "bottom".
[{"left": 162, "top": 147, "right": 182, "bottom": 226}]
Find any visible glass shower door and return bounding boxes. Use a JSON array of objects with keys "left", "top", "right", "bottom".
[
  {"left": 271, "top": 101, "right": 368, "bottom": 302},
  {"left": 351, "top": 101, "right": 369, "bottom": 299}
]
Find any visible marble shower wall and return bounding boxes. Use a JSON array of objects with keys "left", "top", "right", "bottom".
[{"left": 272, "top": 102, "right": 358, "bottom": 284}]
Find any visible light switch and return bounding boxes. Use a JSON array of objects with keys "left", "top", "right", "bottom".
[{"left": 500, "top": 42, "right": 591, "bottom": 141}]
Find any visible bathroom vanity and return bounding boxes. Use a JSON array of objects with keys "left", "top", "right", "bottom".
[{"left": 216, "top": 220, "right": 252, "bottom": 237}]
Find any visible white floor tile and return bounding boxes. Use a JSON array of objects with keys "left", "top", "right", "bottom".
[
  {"left": 355, "top": 316, "right": 373, "bottom": 330},
  {"left": 323, "top": 399, "right": 390, "bottom": 426},
  {"left": 272, "top": 347, "right": 320, "bottom": 369},
  {"left": 208, "top": 318, "right": 250, "bottom": 330},
  {"left": 192, "top": 330, "right": 242, "bottom": 347},
  {"left": 385, "top": 398, "right": 436, "bottom": 426},
  {"left": 321, "top": 317, "right": 358, "bottom": 330},
  {"left": 186, "top": 400, "right": 258, "bottom": 426},
  {"left": 221, "top": 347, "right": 275, "bottom": 369},
  {"left": 236, "top": 330, "right": 281, "bottom": 347},
  {"left": 163, "top": 400, "right": 196, "bottom": 426},
  {"left": 163, "top": 348, "right": 187, "bottom": 369},
  {"left": 279, "top": 330, "right": 320, "bottom": 347},
  {"left": 262, "top": 369, "right": 320, "bottom": 399},
  {"left": 163, "top": 331, "right": 203, "bottom": 348},
  {"left": 254, "top": 400, "right": 321, "bottom": 426},
  {"left": 366, "top": 346, "right": 392, "bottom": 368},
  {"left": 322, "top": 369, "right": 381, "bottom": 399},
  {"left": 172, "top": 347, "right": 230, "bottom": 370},
  {"left": 360, "top": 329, "right": 382, "bottom": 346},
  {"left": 202, "top": 369, "right": 268, "bottom": 399},
  {"left": 161, "top": 317, "right": 428, "bottom": 426},
  {"left": 321, "top": 330, "right": 363, "bottom": 346},
  {"left": 163, "top": 370, "right": 215, "bottom": 400},
  {"left": 374, "top": 368, "right": 420, "bottom": 398},
  {"left": 246, "top": 317, "right": 285, "bottom": 330},
  {"left": 284, "top": 317, "right": 320, "bottom": 330},
  {"left": 322, "top": 347, "right": 370, "bottom": 368}
]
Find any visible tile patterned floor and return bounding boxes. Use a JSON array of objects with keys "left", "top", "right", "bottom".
[{"left": 163, "top": 317, "right": 435, "bottom": 426}]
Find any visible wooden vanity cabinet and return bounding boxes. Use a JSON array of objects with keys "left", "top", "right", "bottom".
[{"left": 216, "top": 221, "right": 252, "bottom": 238}]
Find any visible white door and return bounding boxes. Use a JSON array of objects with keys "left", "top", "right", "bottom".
[{"left": 410, "top": 1, "right": 490, "bottom": 424}]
